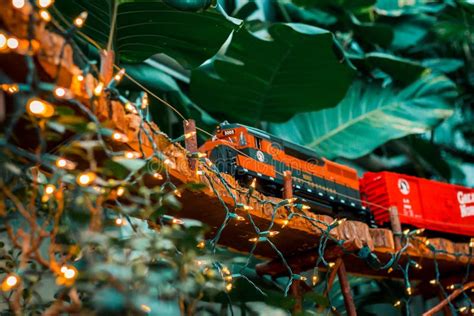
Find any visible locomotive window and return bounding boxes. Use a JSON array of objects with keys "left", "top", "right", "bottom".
[{"left": 255, "top": 137, "right": 262, "bottom": 149}]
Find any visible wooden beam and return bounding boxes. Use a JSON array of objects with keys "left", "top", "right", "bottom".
[
  {"left": 337, "top": 260, "right": 357, "bottom": 316},
  {"left": 389, "top": 206, "right": 402, "bottom": 250},
  {"left": 423, "top": 282, "right": 474, "bottom": 316},
  {"left": 184, "top": 119, "right": 198, "bottom": 172},
  {"left": 324, "top": 257, "right": 343, "bottom": 296},
  {"left": 99, "top": 49, "right": 115, "bottom": 85}
]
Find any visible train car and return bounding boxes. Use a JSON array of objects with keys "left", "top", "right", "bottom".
[
  {"left": 360, "top": 171, "right": 474, "bottom": 237},
  {"left": 200, "top": 122, "right": 373, "bottom": 223}
]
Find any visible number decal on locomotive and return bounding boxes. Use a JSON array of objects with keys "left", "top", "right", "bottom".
[{"left": 223, "top": 129, "right": 235, "bottom": 136}]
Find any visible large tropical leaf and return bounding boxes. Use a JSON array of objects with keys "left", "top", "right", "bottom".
[
  {"left": 190, "top": 23, "right": 355, "bottom": 123},
  {"left": 54, "top": 0, "right": 239, "bottom": 68},
  {"left": 268, "top": 74, "right": 457, "bottom": 159}
]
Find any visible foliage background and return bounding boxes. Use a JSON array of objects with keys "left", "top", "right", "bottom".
[{"left": 1, "top": 0, "right": 473, "bottom": 315}]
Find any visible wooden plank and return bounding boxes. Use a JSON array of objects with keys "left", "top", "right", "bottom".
[
  {"left": 184, "top": 119, "right": 198, "bottom": 171},
  {"left": 389, "top": 206, "right": 402, "bottom": 250}
]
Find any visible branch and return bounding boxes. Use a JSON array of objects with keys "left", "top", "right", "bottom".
[{"left": 422, "top": 282, "right": 474, "bottom": 316}]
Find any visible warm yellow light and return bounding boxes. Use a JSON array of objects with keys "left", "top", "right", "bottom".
[
  {"left": 76, "top": 74, "right": 84, "bottom": 82},
  {"left": 54, "top": 87, "right": 66, "bottom": 98},
  {"left": 61, "top": 265, "right": 77, "bottom": 280},
  {"left": 141, "top": 304, "right": 151, "bottom": 313},
  {"left": 301, "top": 204, "right": 311, "bottom": 210},
  {"left": 268, "top": 231, "right": 279, "bottom": 237},
  {"left": 73, "top": 11, "right": 88, "bottom": 28},
  {"left": 429, "top": 279, "right": 437, "bottom": 285},
  {"left": 414, "top": 228, "right": 425, "bottom": 235},
  {"left": 197, "top": 240, "right": 205, "bottom": 249},
  {"left": 286, "top": 197, "right": 297, "bottom": 204},
  {"left": 111, "top": 131, "right": 128, "bottom": 142},
  {"left": 236, "top": 215, "right": 245, "bottom": 221},
  {"left": 76, "top": 172, "right": 96, "bottom": 186},
  {"left": 93, "top": 82, "right": 104, "bottom": 96},
  {"left": 2, "top": 84, "right": 19, "bottom": 94},
  {"left": 469, "top": 238, "right": 474, "bottom": 248},
  {"left": 447, "top": 284, "right": 455, "bottom": 290},
  {"left": 281, "top": 219, "right": 289, "bottom": 228},
  {"left": 250, "top": 178, "right": 256, "bottom": 189},
  {"left": 114, "top": 69, "right": 126, "bottom": 82},
  {"left": 328, "top": 262, "right": 336, "bottom": 268},
  {"left": 172, "top": 218, "right": 184, "bottom": 225},
  {"left": 0, "top": 33, "right": 7, "bottom": 49},
  {"left": 414, "top": 262, "right": 422, "bottom": 270},
  {"left": 27, "top": 98, "right": 54, "bottom": 118},
  {"left": 393, "top": 300, "right": 401, "bottom": 307},
  {"left": 174, "top": 189, "right": 182, "bottom": 198},
  {"left": 7, "top": 37, "right": 19, "bottom": 49},
  {"left": 152, "top": 172, "right": 163, "bottom": 180},
  {"left": 38, "top": 0, "right": 53, "bottom": 8},
  {"left": 458, "top": 307, "right": 467, "bottom": 313},
  {"left": 387, "top": 267, "right": 393, "bottom": 274},
  {"left": 312, "top": 275, "right": 319, "bottom": 286},
  {"left": 248, "top": 237, "right": 258, "bottom": 243},
  {"left": 221, "top": 267, "right": 230, "bottom": 275},
  {"left": 406, "top": 287, "right": 412, "bottom": 295},
  {"left": 12, "top": 0, "right": 25, "bottom": 9},
  {"left": 184, "top": 131, "right": 196, "bottom": 139},
  {"left": 39, "top": 9, "right": 51, "bottom": 22},
  {"left": 56, "top": 158, "right": 76, "bottom": 170},
  {"left": 115, "top": 218, "right": 124, "bottom": 226},
  {"left": 124, "top": 102, "right": 137, "bottom": 114},
  {"left": 116, "top": 187, "right": 125, "bottom": 197},
  {"left": 225, "top": 283, "right": 233, "bottom": 292},
  {"left": 124, "top": 151, "right": 140, "bottom": 159},
  {"left": 336, "top": 218, "right": 347, "bottom": 226},
  {"left": 7, "top": 276, "right": 18, "bottom": 289},
  {"left": 45, "top": 184, "right": 56, "bottom": 195}
]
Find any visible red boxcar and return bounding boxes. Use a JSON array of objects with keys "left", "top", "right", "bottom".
[{"left": 360, "top": 171, "right": 474, "bottom": 236}]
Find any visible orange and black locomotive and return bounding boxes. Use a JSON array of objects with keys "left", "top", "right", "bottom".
[{"left": 200, "top": 122, "right": 373, "bottom": 223}]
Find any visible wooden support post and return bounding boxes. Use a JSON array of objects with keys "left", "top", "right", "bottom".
[
  {"left": 282, "top": 170, "right": 302, "bottom": 314},
  {"left": 337, "top": 260, "right": 357, "bottom": 316},
  {"left": 389, "top": 206, "right": 402, "bottom": 251},
  {"left": 100, "top": 49, "right": 115, "bottom": 84},
  {"left": 184, "top": 119, "right": 198, "bottom": 171}
]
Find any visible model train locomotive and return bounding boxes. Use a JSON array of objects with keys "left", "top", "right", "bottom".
[{"left": 200, "top": 122, "right": 474, "bottom": 237}]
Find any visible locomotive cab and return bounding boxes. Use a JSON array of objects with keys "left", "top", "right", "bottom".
[{"left": 200, "top": 122, "right": 374, "bottom": 225}]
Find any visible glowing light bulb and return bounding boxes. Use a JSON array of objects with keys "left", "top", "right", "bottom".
[
  {"left": 76, "top": 74, "right": 84, "bottom": 82},
  {"left": 429, "top": 279, "right": 437, "bottom": 285},
  {"left": 152, "top": 172, "right": 163, "bottom": 180},
  {"left": 73, "top": 11, "right": 88, "bottom": 28},
  {"left": 56, "top": 158, "right": 76, "bottom": 170},
  {"left": 286, "top": 197, "right": 297, "bottom": 204},
  {"left": 173, "top": 189, "right": 182, "bottom": 198},
  {"left": 301, "top": 204, "right": 311, "bottom": 210},
  {"left": 45, "top": 184, "right": 56, "bottom": 195},
  {"left": 0, "top": 33, "right": 7, "bottom": 49},
  {"left": 113, "top": 69, "right": 126, "bottom": 82},
  {"left": 469, "top": 238, "right": 474, "bottom": 248},
  {"left": 336, "top": 218, "right": 346, "bottom": 226},
  {"left": 111, "top": 131, "right": 128, "bottom": 142},
  {"left": 225, "top": 283, "right": 233, "bottom": 292},
  {"left": 447, "top": 284, "right": 455, "bottom": 290},
  {"left": 281, "top": 219, "right": 289, "bottom": 228},
  {"left": 268, "top": 231, "right": 279, "bottom": 237},
  {"left": 38, "top": 0, "right": 53, "bottom": 8},
  {"left": 93, "top": 82, "right": 104, "bottom": 96},
  {"left": 172, "top": 218, "right": 184, "bottom": 225},
  {"left": 393, "top": 300, "right": 401, "bottom": 307},
  {"left": 236, "top": 215, "right": 245, "bottom": 221},
  {"left": 12, "top": 0, "right": 25, "bottom": 9},
  {"left": 76, "top": 171, "right": 96, "bottom": 186},
  {"left": 250, "top": 178, "right": 256, "bottom": 189},
  {"left": 124, "top": 102, "right": 137, "bottom": 113},
  {"left": 312, "top": 275, "right": 319, "bottom": 286},
  {"left": 141, "top": 304, "right": 151, "bottom": 313},
  {"left": 124, "top": 151, "right": 140, "bottom": 159},
  {"left": 197, "top": 241, "right": 205, "bottom": 249},
  {"left": 7, "top": 37, "right": 19, "bottom": 49},
  {"left": 115, "top": 218, "right": 124, "bottom": 226},
  {"left": 54, "top": 87, "right": 66, "bottom": 98},
  {"left": 61, "top": 265, "right": 77, "bottom": 280},
  {"left": 2, "top": 84, "right": 19, "bottom": 94},
  {"left": 414, "top": 228, "right": 425, "bottom": 235},
  {"left": 406, "top": 287, "right": 412, "bottom": 295},
  {"left": 413, "top": 262, "right": 422, "bottom": 270},
  {"left": 27, "top": 98, "right": 55, "bottom": 118},
  {"left": 39, "top": 9, "right": 51, "bottom": 22},
  {"left": 184, "top": 131, "right": 196, "bottom": 139},
  {"left": 328, "top": 262, "right": 336, "bottom": 268},
  {"left": 458, "top": 307, "right": 467, "bottom": 313},
  {"left": 116, "top": 187, "right": 125, "bottom": 197},
  {"left": 2, "top": 274, "right": 19, "bottom": 291},
  {"left": 248, "top": 237, "right": 258, "bottom": 243}
]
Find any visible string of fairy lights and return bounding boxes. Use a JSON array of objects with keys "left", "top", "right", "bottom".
[{"left": 1, "top": 1, "right": 473, "bottom": 314}]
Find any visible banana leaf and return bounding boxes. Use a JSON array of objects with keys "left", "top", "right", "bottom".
[{"left": 268, "top": 74, "right": 457, "bottom": 159}]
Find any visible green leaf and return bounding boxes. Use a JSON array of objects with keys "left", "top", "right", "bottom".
[
  {"left": 162, "top": 0, "right": 212, "bottom": 11},
  {"left": 421, "top": 58, "right": 464, "bottom": 74},
  {"left": 365, "top": 52, "right": 426, "bottom": 84},
  {"left": 54, "top": 0, "right": 239, "bottom": 68},
  {"left": 190, "top": 23, "right": 354, "bottom": 123},
  {"left": 269, "top": 74, "right": 457, "bottom": 159}
]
